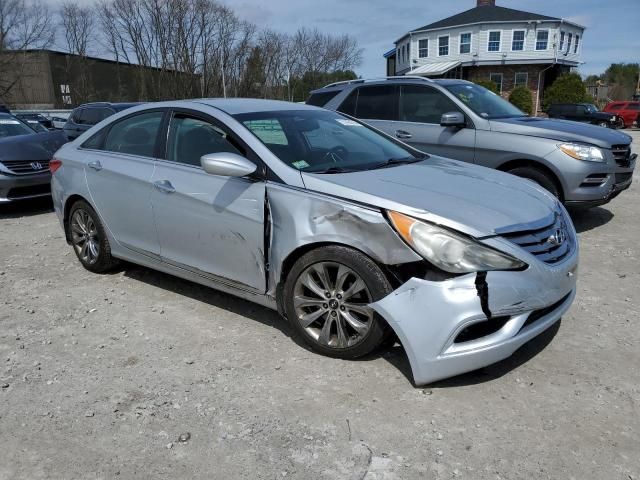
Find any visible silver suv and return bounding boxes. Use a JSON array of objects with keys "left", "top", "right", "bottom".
[{"left": 309, "top": 77, "right": 636, "bottom": 208}]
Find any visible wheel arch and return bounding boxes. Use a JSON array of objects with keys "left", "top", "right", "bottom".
[
  {"left": 496, "top": 159, "right": 565, "bottom": 201},
  {"left": 62, "top": 194, "right": 92, "bottom": 243}
]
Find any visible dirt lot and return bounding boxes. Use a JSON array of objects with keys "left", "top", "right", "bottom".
[{"left": 1, "top": 132, "right": 639, "bottom": 480}]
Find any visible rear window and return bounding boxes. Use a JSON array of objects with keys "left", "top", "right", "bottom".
[
  {"left": 627, "top": 103, "right": 640, "bottom": 110},
  {"left": 306, "top": 91, "right": 340, "bottom": 107}
]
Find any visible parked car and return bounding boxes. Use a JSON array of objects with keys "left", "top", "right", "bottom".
[
  {"left": 0, "top": 104, "right": 9, "bottom": 114},
  {"left": 51, "top": 99, "right": 578, "bottom": 385},
  {"left": 63, "top": 102, "right": 139, "bottom": 140},
  {"left": 0, "top": 113, "right": 68, "bottom": 202},
  {"left": 14, "top": 112, "right": 53, "bottom": 130},
  {"left": 51, "top": 115, "right": 70, "bottom": 130},
  {"left": 309, "top": 78, "right": 636, "bottom": 208},
  {"left": 546, "top": 103, "right": 620, "bottom": 128},
  {"left": 603, "top": 101, "right": 640, "bottom": 128}
]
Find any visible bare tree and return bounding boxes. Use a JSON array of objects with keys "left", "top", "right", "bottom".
[{"left": 0, "top": 0, "right": 55, "bottom": 102}]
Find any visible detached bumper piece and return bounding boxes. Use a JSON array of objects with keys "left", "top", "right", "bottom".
[{"left": 370, "top": 241, "right": 578, "bottom": 385}]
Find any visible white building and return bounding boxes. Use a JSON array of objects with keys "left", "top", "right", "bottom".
[{"left": 384, "top": 0, "right": 585, "bottom": 112}]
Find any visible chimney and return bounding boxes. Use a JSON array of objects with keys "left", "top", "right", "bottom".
[{"left": 477, "top": 0, "right": 496, "bottom": 6}]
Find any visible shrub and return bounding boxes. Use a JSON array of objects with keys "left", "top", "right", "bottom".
[
  {"left": 509, "top": 86, "right": 533, "bottom": 114},
  {"left": 475, "top": 79, "right": 499, "bottom": 94},
  {"left": 542, "top": 73, "right": 593, "bottom": 110}
]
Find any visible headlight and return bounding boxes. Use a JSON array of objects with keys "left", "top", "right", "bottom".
[
  {"left": 558, "top": 143, "right": 605, "bottom": 162},
  {"left": 388, "top": 211, "right": 526, "bottom": 274}
]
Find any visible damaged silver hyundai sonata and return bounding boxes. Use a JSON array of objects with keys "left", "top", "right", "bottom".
[{"left": 51, "top": 99, "right": 578, "bottom": 385}]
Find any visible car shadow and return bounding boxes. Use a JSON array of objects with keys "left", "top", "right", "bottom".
[
  {"left": 569, "top": 207, "right": 614, "bottom": 233},
  {"left": 0, "top": 197, "right": 53, "bottom": 219},
  {"left": 121, "top": 264, "right": 300, "bottom": 344},
  {"left": 120, "top": 263, "right": 561, "bottom": 388}
]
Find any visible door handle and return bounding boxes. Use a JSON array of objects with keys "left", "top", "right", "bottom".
[
  {"left": 153, "top": 180, "right": 175, "bottom": 193},
  {"left": 395, "top": 130, "right": 412, "bottom": 139},
  {"left": 88, "top": 161, "right": 102, "bottom": 171}
]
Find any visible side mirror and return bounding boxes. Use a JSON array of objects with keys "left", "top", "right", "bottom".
[
  {"left": 440, "top": 111, "right": 466, "bottom": 128},
  {"left": 200, "top": 152, "right": 257, "bottom": 178}
]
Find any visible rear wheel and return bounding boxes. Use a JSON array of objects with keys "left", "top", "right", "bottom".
[
  {"left": 68, "top": 200, "right": 118, "bottom": 273},
  {"left": 507, "top": 166, "right": 560, "bottom": 199},
  {"left": 282, "top": 246, "right": 393, "bottom": 359},
  {"left": 597, "top": 120, "right": 609, "bottom": 128}
]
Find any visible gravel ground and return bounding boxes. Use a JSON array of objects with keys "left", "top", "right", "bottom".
[{"left": 1, "top": 132, "right": 639, "bottom": 480}]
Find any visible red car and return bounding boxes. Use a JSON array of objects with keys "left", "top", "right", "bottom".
[{"left": 603, "top": 101, "right": 640, "bottom": 128}]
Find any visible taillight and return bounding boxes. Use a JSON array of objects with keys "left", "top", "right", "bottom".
[{"left": 49, "top": 159, "right": 62, "bottom": 173}]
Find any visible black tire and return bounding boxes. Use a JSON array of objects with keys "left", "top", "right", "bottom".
[
  {"left": 68, "top": 200, "right": 118, "bottom": 273},
  {"left": 507, "top": 166, "right": 560, "bottom": 199},
  {"left": 282, "top": 245, "right": 393, "bottom": 359},
  {"left": 597, "top": 121, "right": 609, "bottom": 128}
]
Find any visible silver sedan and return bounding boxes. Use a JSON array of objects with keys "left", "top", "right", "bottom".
[{"left": 50, "top": 99, "right": 578, "bottom": 385}]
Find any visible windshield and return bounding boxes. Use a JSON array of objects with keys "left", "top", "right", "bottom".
[
  {"left": 0, "top": 118, "right": 36, "bottom": 139},
  {"left": 584, "top": 104, "right": 599, "bottom": 113},
  {"left": 445, "top": 83, "right": 526, "bottom": 119},
  {"left": 235, "top": 109, "right": 425, "bottom": 173}
]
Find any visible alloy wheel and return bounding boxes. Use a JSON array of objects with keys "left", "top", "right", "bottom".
[
  {"left": 70, "top": 209, "right": 100, "bottom": 265},
  {"left": 292, "top": 261, "right": 375, "bottom": 349}
]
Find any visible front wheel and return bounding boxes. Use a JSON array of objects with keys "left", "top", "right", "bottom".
[
  {"left": 507, "top": 166, "right": 560, "bottom": 199},
  {"left": 598, "top": 121, "right": 609, "bottom": 128},
  {"left": 68, "top": 200, "right": 119, "bottom": 273},
  {"left": 282, "top": 246, "right": 393, "bottom": 359}
]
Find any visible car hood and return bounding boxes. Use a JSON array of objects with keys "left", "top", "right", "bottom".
[
  {"left": 301, "top": 156, "right": 559, "bottom": 238},
  {"left": 0, "top": 130, "right": 68, "bottom": 162},
  {"left": 489, "top": 116, "right": 631, "bottom": 148}
]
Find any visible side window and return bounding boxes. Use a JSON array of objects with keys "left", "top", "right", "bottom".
[
  {"left": 351, "top": 85, "right": 399, "bottom": 121},
  {"left": 167, "top": 114, "right": 242, "bottom": 167},
  {"left": 103, "top": 111, "right": 163, "bottom": 157},
  {"left": 400, "top": 85, "right": 461, "bottom": 124},
  {"left": 306, "top": 91, "right": 340, "bottom": 107},
  {"left": 628, "top": 103, "right": 640, "bottom": 111},
  {"left": 337, "top": 90, "right": 358, "bottom": 116},
  {"left": 82, "top": 108, "right": 109, "bottom": 126},
  {"left": 72, "top": 109, "right": 85, "bottom": 124}
]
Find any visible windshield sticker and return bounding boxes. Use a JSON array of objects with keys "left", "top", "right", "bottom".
[
  {"left": 336, "top": 119, "right": 363, "bottom": 127},
  {"left": 0, "top": 120, "right": 21, "bottom": 125},
  {"left": 292, "top": 160, "right": 310, "bottom": 169}
]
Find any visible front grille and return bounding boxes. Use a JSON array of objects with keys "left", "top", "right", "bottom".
[
  {"left": 0, "top": 160, "right": 50, "bottom": 175},
  {"left": 611, "top": 144, "right": 632, "bottom": 167},
  {"left": 6, "top": 183, "right": 51, "bottom": 199},
  {"left": 502, "top": 212, "right": 573, "bottom": 264}
]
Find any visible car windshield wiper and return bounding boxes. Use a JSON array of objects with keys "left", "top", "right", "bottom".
[
  {"left": 366, "top": 155, "right": 425, "bottom": 171},
  {"left": 312, "top": 166, "right": 357, "bottom": 174}
]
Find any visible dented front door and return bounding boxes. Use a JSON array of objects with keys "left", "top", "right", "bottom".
[{"left": 151, "top": 160, "right": 266, "bottom": 292}]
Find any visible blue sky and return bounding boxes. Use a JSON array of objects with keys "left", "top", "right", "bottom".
[{"left": 231, "top": 0, "right": 640, "bottom": 77}]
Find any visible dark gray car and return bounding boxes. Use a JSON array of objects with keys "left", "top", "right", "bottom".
[
  {"left": 309, "top": 78, "right": 636, "bottom": 208},
  {"left": 63, "top": 102, "right": 139, "bottom": 140},
  {"left": 0, "top": 113, "right": 67, "bottom": 202}
]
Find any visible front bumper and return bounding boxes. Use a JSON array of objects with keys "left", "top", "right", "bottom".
[
  {"left": 0, "top": 171, "right": 51, "bottom": 202},
  {"left": 370, "top": 235, "right": 578, "bottom": 386}
]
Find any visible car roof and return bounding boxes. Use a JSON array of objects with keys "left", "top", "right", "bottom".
[
  {"left": 191, "top": 98, "right": 323, "bottom": 115},
  {"left": 310, "top": 77, "right": 472, "bottom": 94},
  {"left": 77, "top": 102, "right": 141, "bottom": 111}
]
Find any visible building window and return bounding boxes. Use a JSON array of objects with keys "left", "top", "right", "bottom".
[
  {"left": 438, "top": 36, "right": 449, "bottom": 56},
  {"left": 490, "top": 73, "right": 503, "bottom": 93},
  {"left": 402, "top": 44, "right": 406, "bottom": 63},
  {"left": 574, "top": 34, "right": 580, "bottom": 53},
  {"left": 406, "top": 42, "right": 411, "bottom": 61},
  {"left": 566, "top": 33, "right": 573, "bottom": 53},
  {"left": 488, "top": 31, "right": 501, "bottom": 52},
  {"left": 418, "top": 39, "right": 429, "bottom": 58},
  {"left": 459, "top": 33, "right": 471, "bottom": 54},
  {"left": 535, "top": 30, "right": 549, "bottom": 50},
  {"left": 514, "top": 72, "right": 528, "bottom": 87},
  {"left": 511, "top": 30, "right": 525, "bottom": 51},
  {"left": 559, "top": 31, "right": 565, "bottom": 51}
]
